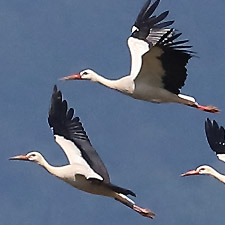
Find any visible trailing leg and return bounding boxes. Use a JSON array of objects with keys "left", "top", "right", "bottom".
[{"left": 114, "top": 193, "right": 155, "bottom": 219}]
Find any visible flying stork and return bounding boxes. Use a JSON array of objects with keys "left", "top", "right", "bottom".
[
  {"left": 10, "top": 85, "right": 155, "bottom": 219},
  {"left": 61, "top": 0, "right": 219, "bottom": 113},
  {"left": 182, "top": 119, "right": 225, "bottom": 184}
]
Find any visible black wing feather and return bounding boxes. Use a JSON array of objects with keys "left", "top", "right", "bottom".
[
  {"left": 142, "top": 0, "right": 160, "bottom": 21},
  {"left": 150, "top": 11, "right": 169, "bottom": 25},
  {"left": 157, "top": 29, "right": 193, "bottom": 94},
  {"left": 132, "top": 1, "right": 193, "bottom": 95},
  {"left": 166, "top": 40, "right": 189, "bottom": 46},
  {"left": 205, "top": 118, "right": 225, "bottom": 154},
  {"left": 154, "top": 20, "right": 174, "bottom": 29},
  {"left": 48, "top": 85, "right": 110, "bottom": 183},
  {"left": 132, "top": 0, "right": 174, "bottom": 41}
]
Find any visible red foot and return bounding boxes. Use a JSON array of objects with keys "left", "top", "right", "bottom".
[
  {"left": 191, "top": 104, "right": 220, "bottom": 113},
  {"left": 133, "top": 205, "right": 155, "bottom": 219}
]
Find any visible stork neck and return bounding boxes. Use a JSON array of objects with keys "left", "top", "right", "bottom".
[
  {"left": 38, "top": 157, "right": 58, "bottom": 176},
  {"left": 94, "top": 74, "right": 134, "bottom": 94},
  {"left": 94, "top": 74, "right": 119, "bottom": 90},
  {"left": 209, "top": 168, "right": 225, "bottom": 184}
]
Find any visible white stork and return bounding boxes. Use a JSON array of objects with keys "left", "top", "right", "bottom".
[
  {"left": 10, "top": 85, "right": 155, "bottom": 219},
  {"left": 61, "top": 0, "right": 219, "bottom": 113},
  {"left": 182, "top": 119, "right": 225, "bottom": 184}
]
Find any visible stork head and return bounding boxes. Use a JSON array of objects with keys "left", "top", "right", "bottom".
[
  {"left": 10, "top": 151, "right": 44, "bottom": 165},
  {"left": 181, "top": 165, "right": 214, "bottom": 177},
  {"left": 60, "top": 69, "right": 98, "bottom": 82}
]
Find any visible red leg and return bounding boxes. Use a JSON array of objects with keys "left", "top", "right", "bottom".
[
  {"left": 133, "top": 205, "right": 155, "bottom": 219},
  {"left": 190, "top": 104, "right": 220, "bottom": 113},
  {"left": 115, "top": 195, "right": 155, "bottom": 219}
]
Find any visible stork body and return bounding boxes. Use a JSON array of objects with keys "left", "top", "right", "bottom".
[
  {"left": 10, "top": 86, "right": 154, "bottom": 219},
  {"left": 182, "top": 119, "right": 225, "bottom": 184},
  {"left": 61, "top": 0, "right": 219, "bottom": 113}
]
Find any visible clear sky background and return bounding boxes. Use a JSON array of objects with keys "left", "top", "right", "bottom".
[{"left": 1, "top": 0, "right": 225, "bottom": 224}]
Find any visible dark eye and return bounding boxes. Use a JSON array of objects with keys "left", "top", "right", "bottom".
[
  {"left": 30, "top": 154, "right": 36, "bottom": 157},
  {"left": 200, "top": 168, "right": 205, "bottom": 171},
  {"left": 82, "top": 72, "right": 88, "bottom": 75}
]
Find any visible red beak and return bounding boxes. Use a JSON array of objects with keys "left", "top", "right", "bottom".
[
  {"left": 60, "top": 74, "right": 82, "bottom": 80},
  {"left": 9, "top": 154, "right": 29, "bottom": 161},
  {"left": 181, "top": 169, "right": 200, "bottom": 177}
]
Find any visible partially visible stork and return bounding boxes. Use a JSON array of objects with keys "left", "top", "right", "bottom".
[
  {"left": 10, "top": 85, "right": 155, "bottom": 219},
  {"left": 182, "top": 119, "right": 225, "bottom": 184},
  {"left": 61, "top": 0, "right": 219, "bottom": 113}
]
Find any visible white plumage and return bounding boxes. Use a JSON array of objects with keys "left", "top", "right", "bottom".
[
  {"left": 61, "top": 0, "right": 219, "bottom": 113},
  {"left": 182, "top": 119, "right": 225, "bottom": 184},
  {"left": 10, "top": 85, "right": 155, "bottom": 219}
]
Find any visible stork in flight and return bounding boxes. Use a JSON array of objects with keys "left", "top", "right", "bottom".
[
  {"left": 182, "top": 119, "right": 225, "bottom": 184},
  {"left": 10, "top": 85, "right": 155, "bottom": 219},
  {"left": 61, "top": 0, "right": 219, "bottom": 113}
]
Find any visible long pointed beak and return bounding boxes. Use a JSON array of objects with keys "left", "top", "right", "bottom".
[
  {"left": 181, "top": 169, "right": 200, "bottom": 177},
  {"left": 60, "top": 74, "right": 82, "bottom": 81},
  {"left": 9, "top": 154, "right": 29, "bottom": 161}
]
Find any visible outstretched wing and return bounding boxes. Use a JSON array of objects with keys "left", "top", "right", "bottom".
[
  {"left": 128, "top": 0, "right": 192, "bottom": 95},
  {"left": 205, "top": 118, "right": 225, "bottom": 163},
  {"left": 48, "top": 85, "right": 110, "bottom": 182},
  {"left": 131, "top": 0, "right": 173, "bottom": 46}
]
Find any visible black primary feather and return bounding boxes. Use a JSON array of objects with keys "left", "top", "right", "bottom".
[
  {"left": 132, "top": 0, "right": 174, "bottom": 41},
  {"left": 205, "top": 118, "right": 225, "bottom": 154},
  {"left": 157, "top": 29, "right": 193, "bottom": 94},
  {"left": 132, "top": 1, "right": 194, "bottom": 95},
  {"left": 48, "top": 85, "right": 110, "bottom": 183}
]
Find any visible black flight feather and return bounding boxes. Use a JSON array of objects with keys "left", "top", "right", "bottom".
[
  {"left": 156, "top": 29, "right": 193, "bottom": 94},
  {"left": 48, "top": 85, "right": 110, "bottom": 183},
  {"left": 205, "top": 118, "right": 225, "bottom": 154},
  {"left": 132, "top": 0, "right": 173, "bottom": 41}
]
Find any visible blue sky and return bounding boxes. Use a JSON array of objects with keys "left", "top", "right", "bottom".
[{"left": 1, "top": 0, "right": 225, "bottom": 224}]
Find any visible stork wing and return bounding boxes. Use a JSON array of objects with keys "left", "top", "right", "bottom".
[
  {"left": 128, "top": 0, "right": 192, "bottom": 95},
  {"left": 131, "top": 0, "right": 173, "bottom": 46},
  {"left": 48, "top": 85, "right": 110, "bottom": 183},
  {"left": 205, "top": 118, "right": 225, "bottom": 163}
]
